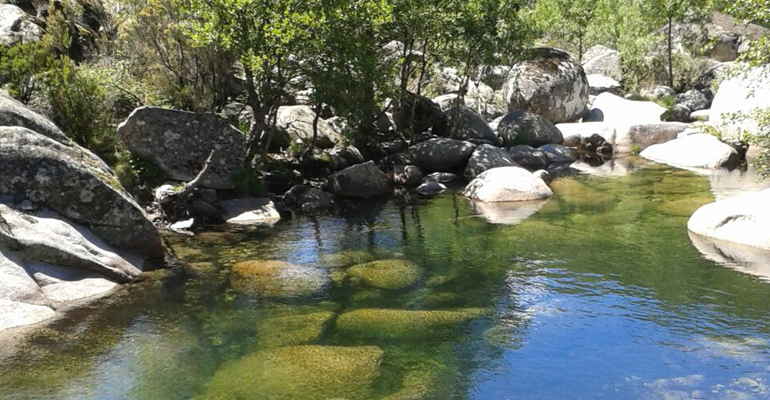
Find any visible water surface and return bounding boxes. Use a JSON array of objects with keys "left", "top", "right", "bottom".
[{"left": 2, "top": 161, "right": 770, "bottom": 399}]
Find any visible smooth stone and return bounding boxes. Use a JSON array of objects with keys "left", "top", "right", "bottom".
[
  {"left": 582, "top": 45, "right": 622, "bottom": 81},
  {"left": 422, "top": 172, "right": 458, "bottom": 184},
  {"left": 274, "top": 105, "right": 343, "bottom": 149},
  {"left": 539, "top": 144, "right": 576, "bottom": 164},
  {"left": 255, "top": 311, "right": 335, "bottom": 348},
  {"left": 710, "top": 65, "right": 770, "bottom": 139},
  {"left": 416, "top": 182, "right": 447, "bottom": 196},
  {"left": 586, "top": 74, "right": 621, "bottom": 95},
  {"left": 463, "top": 167, "right": 553, "bottom": 202},
  {"left": 641, "top": 133, "right": 740, "bottom": 170},
  {"left": 406, "top": 138, "right": 476, "bottom": 173},
  {"left": 0, "top": 299, "right": 54, "bottom": 333},
  {"left": 219, "top": 198, "right": 280, "bottom": 226},
  {"left": 591, "top": 92, "right": 665, "bottom": 125},
  {"left": 496, "top": 110, "right": 563, "bottom": 148},
  {"left": 688, "top": 189, "right": 770, "bottom": 250}
]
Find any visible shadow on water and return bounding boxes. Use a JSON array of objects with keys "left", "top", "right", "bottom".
[{"left": 2, "top": 162, "right": 770, "bottom": 399}]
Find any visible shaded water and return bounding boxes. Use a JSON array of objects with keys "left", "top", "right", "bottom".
[{"left": 2, "top": 161, "right": 770, "bottom": 399}]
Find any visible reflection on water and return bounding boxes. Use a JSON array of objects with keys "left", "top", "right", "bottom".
[{"left": 2, "top": 162, "right": 770, "bottom": 399}]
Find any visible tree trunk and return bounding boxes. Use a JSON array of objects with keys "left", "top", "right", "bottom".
[
  {"left": 304, "top": 101, "right": 321, "bottom": 157},
  {"left": 578, "top": 33, "right": 583, "bottom": 63},
  {"left": 668, "top": 14, "right": 674, "bottom": 89}
]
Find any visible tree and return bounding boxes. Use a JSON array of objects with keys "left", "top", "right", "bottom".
[
  {"left": 184, "top": 0, "right": 324, "bottom": 168},
  {"left": 645, "top": 0, "right": 708, "bottom": 88},
  {"left": 533, "top": 0, "right": 598, "bottom": 61}
]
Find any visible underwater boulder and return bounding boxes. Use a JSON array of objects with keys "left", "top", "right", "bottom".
[
  {"left": 347, "top": 259, "right": 421, "bottom": 290},
  {"left": 335, "top": 308, "right": 488, "bottom": 341},
  {"left": 229, "top": 260, "right": 330, "bottom": 299},
  {"left": 201, "top": 345, "right": 384, "bottom": 400},
  {"left": 255, "top": 311, "right": 335, "bottom": 348}
]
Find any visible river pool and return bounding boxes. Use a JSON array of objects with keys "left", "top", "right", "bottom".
[{"left": 1, "top": 159, "right": 770, "bottom": 400}]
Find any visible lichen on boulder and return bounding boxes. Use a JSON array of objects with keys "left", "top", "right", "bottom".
[
  {"left": 348, "top": 259, "right": 422, "bottom": 290},
  {"left": 200, "top": 345, "right": 384, "bottom": 400}
]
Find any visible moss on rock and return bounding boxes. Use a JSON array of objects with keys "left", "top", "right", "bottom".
[
  {"left": 320, "top": 250, "right": 378, "bottom": 268},
  {"left": 348, "top": 260, "right": 422, "bottom": 290},
  {"left": 255, "top": 311, "right": 335, "bottom": 349},
  {"left": 656, "top": 194, "right": 714, "bottom": 217},
  {"left": 229, "top": 260, "right": 330, "bottom": 299},
  {"left": 200, "top": 345, "right": 383, "bottom": 400},
  {"left": 335, "top": 308, "right": 488, "bottom": 341}
]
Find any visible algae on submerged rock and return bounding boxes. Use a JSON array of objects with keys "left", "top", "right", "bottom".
[
  {"left": 348, "top": 260, "right": 422, "bottom": 290},
  {"left": 336, "top": 308, "right": 488, "bottom": 341},
  {"left": 229, "top": 260, "right": 330, "bottom": 299},
  {"left": 200, "top": 345, "right": 384, "bottom": 400},
  {"left": 255, "top": 311, "right": 335, "bottom": 348}
]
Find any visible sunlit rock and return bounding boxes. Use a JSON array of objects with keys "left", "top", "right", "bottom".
[
  {"left": 688, "top": 189, "right": 770, "bottom": 250},
  {"left": 641, "top": 133, "right": 740, "bottom": 170},
  {"left": 503, "top": 48, "right": 589, "bottom": 123},
  {"left": 464, "top": 167, "right": 553, "bottom": 202},
  {"left": 219, "top": 198, "right": 280, "bottom": 226}
]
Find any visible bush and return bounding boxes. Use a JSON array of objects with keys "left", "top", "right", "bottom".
[
  {"left": 0, "top": 41, "right": 56, "bottom": 103},
  {"left": 39, "top": 59, "right": 118, "bottom": 161}
]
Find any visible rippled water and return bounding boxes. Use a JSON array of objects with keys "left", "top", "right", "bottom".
[{"left": 2, "top": 160, "right": 770, "bottom": 399}]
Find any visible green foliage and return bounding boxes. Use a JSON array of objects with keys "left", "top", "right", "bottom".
[
  {"left": 0, "top": 42, "right": 56, "bottom": 103},
  {"left": 114, "top": 150, "right": 168, "bottom": 191},
  {"left": 533, "top": 0, "right": 598, "bottom": 61},
  {"left": 37, "top": 59, "right": 117, "bottom": 160},
  {"left": 231, "top": 168, "right": 263, "bottom": 197}
]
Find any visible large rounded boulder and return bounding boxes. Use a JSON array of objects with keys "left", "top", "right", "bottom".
[
  {"left": 688, "top": 189, "right": 770, "bottom": 251},
  {"left": 433, "top": 106, "right": 501, "bottom": 146},
  {"left": 503, "top": 48, "right": 590, "bottom": 124},
  {"left": 497, "top": 110, "right": 563, "bottom": 147},
  {"left": 117, "top": 107, "right": 247, "bottom": 189}
]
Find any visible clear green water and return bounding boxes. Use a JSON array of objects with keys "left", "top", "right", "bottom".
[{"left": 2, "top": 162, "right": 770, "bottom": 399}]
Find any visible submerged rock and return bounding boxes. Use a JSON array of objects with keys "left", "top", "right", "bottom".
[
  {"left": 641, "top": 133, "right": 740, "bottom": 170},
  {"left": 202, "top": 345, "right": 384, "bottom": 400},
  {"left": 117, "top": 107, "right": 247, "bottom": 190},
  {"left": 348, "top": 259, "right": 421, "bottom": 290},
  {"left": 320, "top": 250, "right": 378, "bottom": 269},
  {"left": 335, "top": 308, "right": 488, "bottom": 341},
  {"left": 463, "top": 167, "right": 553, "bottom": 202},
  {"left": 503, "top": 48, "right": 589, "bottom": 123},
  {"left": 688, "top": 189, "right": 770, "bottom": 250},
  {"left": 229, "top": 260, "right": 330, "bottom": 299},
  {"left": 550, "top": 178, "right": 616, "bottom": 207},
  {"left": 255, "top": 311, "right": 335, "bottom": 349}
]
